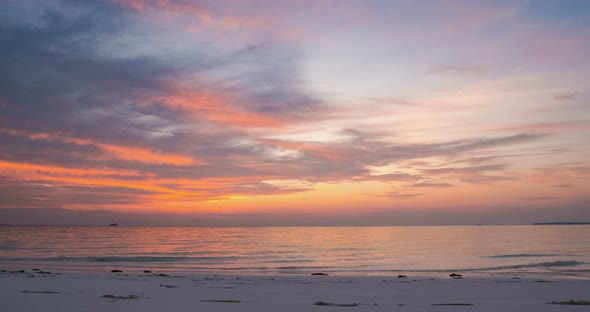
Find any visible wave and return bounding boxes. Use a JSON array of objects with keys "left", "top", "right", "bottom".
[
  {"left": 390, "top": 260, "right": 586, "bottom": 273},
  {"left": 0, "top": 256, "right": 241, "bottom": 263},
  {"left": 276, "top": 266, "right": 332, "bottom": 270},
  {"left": 0, "top": 257, "right": 584, "bottom": 275},
  {"left": 477, "top": 260, "right": 584, "bottom": 271},
  {"left": 319, "top": 260, "right": 590, "bottom": 274},
  {"left": 486, "top": 253, "right": 573, "bottom": 258},
  {"left": 217, "top": 261, "right": 586, "bottom": 273}
]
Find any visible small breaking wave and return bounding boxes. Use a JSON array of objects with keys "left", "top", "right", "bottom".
[
  {"left": 477, "top": 260, "right": 584, "bottom": 271},
  {"left": 486, "top": 253, "right": 573, "bottom": 258},
  {"left": 0, "top": 256, "right": 241, "bottom": 263},
  {"left": 439, "top": 260, "right": 585, "bottom": 272},
  {"left": 372, "top": 260, "right": 587, "bottom": 274}
]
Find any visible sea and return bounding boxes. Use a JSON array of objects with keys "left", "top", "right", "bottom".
[{"left": 1, "top": 225, "right": 589, "bottom": 278}]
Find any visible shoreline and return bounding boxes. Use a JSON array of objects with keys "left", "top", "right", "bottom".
[
  {"left": 1, "top": 258, "right": 588, "bottom": 280},
  {"left": 1, "top": 269, "right": 589, "bottom": 311},
  {"left": 1, "top": 262, "right": 587, "bottom": 281}
]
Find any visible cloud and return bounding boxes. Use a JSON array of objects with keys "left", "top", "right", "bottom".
[
  {"left": 553, "top": 92, "right": 578, "bottom": 101},
  {"left": 531, "top": 163, "right": 590, "bottom": 182},
  {"left": 4, "top": 199, "right": 590, "bottom": 226},
  {"left": 0, "top": 0, "right": 328, "bottom": 208},
  {"left": 0, "top": 129, "right": 198, "bottom": 166},
  {"left": 386, "top": 192, "right": 424, "bottom": 199},
  {"left": 412, "top": 182, "right": 454, "bottom": 188},
  {"left": 552, "top": 184, "right": 573, "bottom": 188},
  {"left": 520, "top": 196, "right": 562, "bottom": 201},
  {"left": 0, "top": 0, "right": 588, "bottom": 220},
  {"left": 480, "top": 120, "right": 590, "bottom": 134},
  {"left": 375, "top": 134, "right": 548, "bottom": 165},
  {"left": 429, "top": 64, "right": 487, "bottom": 75},
  {"left": 358, "top": 173, "right": 422, "bottom": 183},
  {"left": 421, "top": 164, "right": 514, "bottom": 184}
]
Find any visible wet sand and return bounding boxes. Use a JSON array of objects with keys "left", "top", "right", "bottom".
[{"left": 1, "top": 270, "right": 589, "bottom": 311}]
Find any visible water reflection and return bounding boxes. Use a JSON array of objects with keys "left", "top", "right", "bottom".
[{"left": 1, "top": 225, "right": 589, "bottom": 277}]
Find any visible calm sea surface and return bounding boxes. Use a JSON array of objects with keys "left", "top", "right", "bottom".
[{"left": 1, "top": 225, "right": 589, "bottom": 278}]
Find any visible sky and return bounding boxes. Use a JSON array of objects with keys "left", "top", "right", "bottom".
[{"left": 1, "top": 0, "right": 589, "bottom": 225}]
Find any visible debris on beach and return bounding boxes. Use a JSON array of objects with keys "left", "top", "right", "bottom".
[
  {"left": 449, "top": 273, "right": 463, "bottom": 279},
  {"left": 314, "top": 301, "right": 360, "bottom": 307},
  {"left": 547, "top": 300, "right": 590, "bottom": 305},
  {"left": 21, "top": 290, "right": 61, "bottom": 294},
  {"left": 101, "top": 294, "right": 141, "bottom": 300}
]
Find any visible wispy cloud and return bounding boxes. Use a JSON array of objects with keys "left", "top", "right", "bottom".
[
  {"left": 0, "top": 0, "right": 589, "bottom": 222},
  {"left": 520, "top": 196, "right": 562, "bottom": 201},
  {"left": 552, "top": 184, "right": 573, "bottom": 188},
  {"left": 553, "top": 92, "right": 578, "bottom": 101},
  {"left": 412, "top": 182, "right": 454, "bottom": 188},
  {"left": 429, "top": 64, "right": 487, "bottom": 75},
  {"left": 386, "top": 192, "right": 425, "bottom": 199}
]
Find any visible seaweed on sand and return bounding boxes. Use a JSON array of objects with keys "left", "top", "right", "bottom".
[
  {"left": 101, "top": 294, "right": 141, "bottom": 300},
  {"left": 314, "top": 301, "right": 360, "bottom": 307},
  {"left": 21, "top": 290, "right": 61, "bottom": 294},
  {"left": 547, "top": 300, "right": 590, "bottom": 305}
]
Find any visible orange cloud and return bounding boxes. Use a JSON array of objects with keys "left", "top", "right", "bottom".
[
  {"left": 114, "top": 0, "right": 258, "bottom": 32},
  {"left": 97, "top": 144, "right": 195, "bottom": 166},
  {"left": 479, "top": 120, "right": 590, "bottom": 134},
  {"left": 258, "top": 138, "right": 346, "bottom": 160},
  {"left": 114, "top": 0, "right": 212, "bottom": 23},
  {"left": 112, "top": 0, "right": 297, "bottom": 40},
  {"left": 0, "top": 160, "right": 141, "bottom": 178},
  {"left": 0, "top": 158, "right": 300, "bottom": 210},
  {"left": 0, "top": 128, "right": 198, "bottom": 166},
  {"left": 0, "top": 160, "right": 209, "bottom": 201},
  {"left": 143, "top": 89, "right": 284, "bottom": 128}
]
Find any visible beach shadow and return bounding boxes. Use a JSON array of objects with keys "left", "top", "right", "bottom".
[
  {"left": 101, "top": 294, "right": 143, "bottom": 301},
  {"left": 314, "top": 301, "right": 368, "bottom": 307},
  {"left": 547, "top": 300, "right": 590, "bottom": 305},
  {"left": 21, "top": 290, "right": 60, "bottom": 294}
]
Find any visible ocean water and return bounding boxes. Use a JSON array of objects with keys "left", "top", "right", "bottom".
[{"left": 1, "top": 225, "right": 589, "bottom": 278}]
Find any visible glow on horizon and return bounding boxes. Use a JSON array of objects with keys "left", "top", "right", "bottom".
[{"left": 0, "top": 0, "right": 589, "bottom": 224}]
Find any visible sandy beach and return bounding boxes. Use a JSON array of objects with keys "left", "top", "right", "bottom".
[{"left": 1, "top": 270, "right": 588, "bottom": 312}]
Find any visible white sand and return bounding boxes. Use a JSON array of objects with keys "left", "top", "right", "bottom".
[{"left": 1, "top": 270, "right": 589, "bottom": 311}]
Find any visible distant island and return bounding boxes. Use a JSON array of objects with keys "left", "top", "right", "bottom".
[{"left": 532, "top": 222, "right": 590, "bottom": 225}]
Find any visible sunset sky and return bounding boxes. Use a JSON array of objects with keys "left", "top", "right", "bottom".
[{"left": 1, "top": 0, "right": 589, "bottom": 225}]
